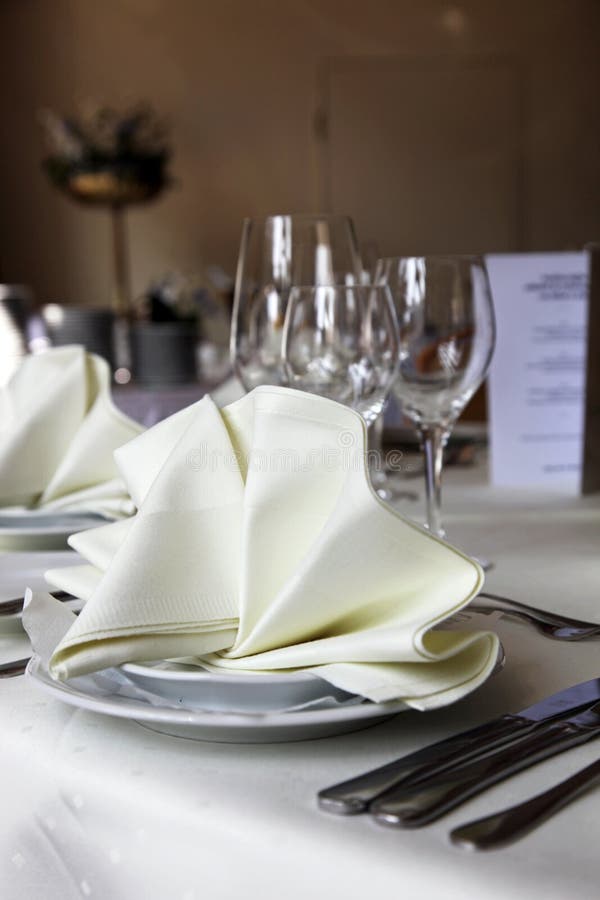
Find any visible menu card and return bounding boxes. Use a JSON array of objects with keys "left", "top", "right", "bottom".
[{"left": 486, "top": 252, "right": 590, "bottom": 492}]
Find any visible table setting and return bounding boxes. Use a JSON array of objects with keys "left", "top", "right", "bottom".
[{"left": 1, "top": 213, "right": 600, "bottom": 900}]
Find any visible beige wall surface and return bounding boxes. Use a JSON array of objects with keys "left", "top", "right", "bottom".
[{"left": 0, "top": 0, "right": 598, "bottom": 307}]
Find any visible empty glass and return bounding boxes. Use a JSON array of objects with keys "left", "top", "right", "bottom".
[
  {"left": 282, "top": 285, "right": 399, "bottom": 425},
  {"left": 376, "top": 255, "right": 495, "bottom": 537},
  {"left": 230, "top": 214, "right": 362, "bottom": 391}
]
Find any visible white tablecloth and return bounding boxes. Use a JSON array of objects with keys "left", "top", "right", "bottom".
[{"left": 1, "top": 465, "right": 599, "bottom": 900}]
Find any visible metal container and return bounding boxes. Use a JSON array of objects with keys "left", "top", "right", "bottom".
[
  {"left": 43, "top": 305, "right": 115, "bottom": 367},
  {"left": 0, "top": 285, "right": 45, "bottom": 386},
  {"left": 131, "top": 321, "right": 197, "bottom": 385}
]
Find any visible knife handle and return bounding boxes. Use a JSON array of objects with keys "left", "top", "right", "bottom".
[
  {"left": 371, "top": 720, "right": 598, "bottom": 828},
  {"left": 450, "top": 756, "right": 600, "bottom": 850},
  {"left": 0, "top": 657, "right": 31, "bottom": 678},
  {"left": 318, "top": 714, "right": 530, "bottom": 814}
]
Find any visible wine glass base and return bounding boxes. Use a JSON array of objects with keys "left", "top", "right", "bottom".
[
  {"left": 421, "top": 525, "right": 494, "bottom": 572},
  {"left": 473, "top": 555, "right": 494, "bottom": 572}
]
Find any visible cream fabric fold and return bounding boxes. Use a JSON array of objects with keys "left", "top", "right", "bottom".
[
  {"left": 0, "top": 346, "right": 143, "bottom": 517},
  {"left": 44, "top": 386, "right": 499, "bottom": 710}
]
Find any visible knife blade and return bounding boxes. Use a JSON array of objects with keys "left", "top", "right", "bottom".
[
  {"left": 371, "top": 700, "right": 600, "bottom": 828},
  {"left": 318, "top": 676, "right": 600, "bottom": 814},
  {"left": 0, "top": 590, "right": 73, "bottom": 617}
]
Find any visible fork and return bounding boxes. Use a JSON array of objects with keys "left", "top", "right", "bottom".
[{"left": 471, "top": 593, "right": 600, "bottom": 641}]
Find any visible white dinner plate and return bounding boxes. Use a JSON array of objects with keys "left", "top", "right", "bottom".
[
  {"left": 0, "top": 510, "right": 105, "bottom": 550},
  {"left": 120, "top": 660, "right": 358, "bottom": 713},
  {"left": 27, "top": 656, "right": 408, "bottom": 743}
]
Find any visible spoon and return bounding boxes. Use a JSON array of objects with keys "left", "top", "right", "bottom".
[{"left": 451, "top": 756, "right": 600, "bottom": 850}]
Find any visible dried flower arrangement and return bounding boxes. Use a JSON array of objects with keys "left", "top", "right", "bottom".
[
  {"left": 138, "top": 272, "right": 218, "bottom": 324},
  {"left": 40, "top": 102, "right": 171, "bottom": 205}
]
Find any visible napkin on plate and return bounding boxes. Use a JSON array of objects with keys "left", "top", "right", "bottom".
[
  {"left": 32, "top": 385, "right": 499, "bottom": 710},
  {"left": 0, "top": 345, "right": 143, "bottom": 518}
]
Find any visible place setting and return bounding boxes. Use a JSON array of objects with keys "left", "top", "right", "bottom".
[
  {"left": 2, "top": 211, "right": 600, "bottom": 867},
  {"left": 1, "top": 14, "right": 599, "bottom": 894},
  {"left": 16, "top": 374, "right": 501, "bottom": 743},
  {"left": 8, "top": 219, "right": 496, "bottom": 734}
]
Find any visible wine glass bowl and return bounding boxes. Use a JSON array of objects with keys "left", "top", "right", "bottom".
[
  {"left": 282, "top": 285, "right": 398, "bottom": 425},
  {"left": 382, "top": 256, "right": 495, "bottom": 426},
  {"left": 231, "top": 214, "right": 362, "bottom": 392}
]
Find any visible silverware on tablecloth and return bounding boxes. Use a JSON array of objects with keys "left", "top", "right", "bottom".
[
  {"left": 318, "top": 677, "right": 600, "bottom": 814},
  {"left": 0, "top": 589, "right": 73, "bottom": 617},
  {"left": 0, "top": 657, "right": 31, "bottom": 678},
  {"left": 471, "top": 593, "right": 600, "bottom": 641},
  {"left": 450, "top": 756, "right": 600, "bottom": 850},
  {"left": 370, "top": 701, "right": 600, "bottom": 828}
]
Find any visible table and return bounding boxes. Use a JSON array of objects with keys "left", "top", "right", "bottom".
[{"left": 1, "top": 463, "right": 599, "bottom": 900}]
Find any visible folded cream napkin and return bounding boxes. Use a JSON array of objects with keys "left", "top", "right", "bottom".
[
  {"left": 32, "top": 386, "right": 498, "bottom": 710},
  {"left": 0, "top": 346, "right": 143, "bottom": 518}
]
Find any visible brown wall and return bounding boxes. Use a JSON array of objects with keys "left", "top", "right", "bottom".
[{"left": 0, "top": 0, "right": 598, "bottom": 307}]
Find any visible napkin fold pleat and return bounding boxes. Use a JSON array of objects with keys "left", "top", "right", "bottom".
[
  {"left": 36, "top": 479, "right": 135, "bottom": 518},
  {"left": 40, "top": 385, "right": 499, "bottom": 709},
  {"left": 0, "top": 350, "right": 86, "bottom": 504},
  {"left": 231, "top": 392, "right": 356, "bottom": 648},
  {"left": 113, "top": 402, "right": 198, "bottom": 509},
  {"left": 40, "top": 356, "right": 139, "bottom": 506},
  {"left": 47, "top": 396, "right": 245, "bottom": 676}
]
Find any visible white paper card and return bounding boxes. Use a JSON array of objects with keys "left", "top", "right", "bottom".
[{"left": 486, "top": 252, "right": 589, "bottom": 491}]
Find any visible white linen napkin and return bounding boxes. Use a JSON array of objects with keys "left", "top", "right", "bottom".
[
  {"left": 35, "top": 385, "right": 498, "bottom": 710},
  {"left": 0, "top": 346, "right": 143, "bottom": 518}
]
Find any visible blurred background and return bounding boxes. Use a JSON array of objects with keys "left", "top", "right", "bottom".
[{"left": 0, "top": 0, "right": 598, "bottom": 308}]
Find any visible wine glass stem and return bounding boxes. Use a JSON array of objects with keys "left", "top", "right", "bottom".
[
  {"left": 368, "top": 414, "right": 382, "bottom": 470},
  {"left": 419, "top": 424, "right": 449, "bottom": 539}
]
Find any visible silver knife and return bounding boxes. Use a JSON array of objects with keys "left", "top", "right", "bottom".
[
  {"left": 318, "top": 676, "right": 600, "bottom": 814},
  {"left": 450, "top": 756, "right": 600, "bottom": 850},
  {"left": 0, "top": 658, "right": 32, "bottom": 678},
  {"left": 371, "top": 700, "right": 600, "bottom": 828},
  {"left": 0, "top": 590, "right": 73, "bottom": 617}
]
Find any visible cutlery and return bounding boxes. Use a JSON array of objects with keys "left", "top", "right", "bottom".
[
  {"left": 0, "top": 657, "right": 32, "bottom": 678},
  {"left": 0, "top": 589, "right": 73, "bottom": 617},
  {"left": 450, "top": 757, "right": 600, "bottom": 850},
  {"left": 472, "top": 592, "right": 600, "bottom": 641},
  {"left": 318, "top": 677, "right": 600, "bottom": 814},
  {"left": 371, "top": 701, "right": 600, "bottom": 828}
]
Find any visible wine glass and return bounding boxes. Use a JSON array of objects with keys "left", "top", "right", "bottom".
[
  {"left": 230, "top": 214, "right": 362, "bottom": 391},
  {"left": 375, "top": 255, "right": 495, "bottom": 538},
  {"left": 281, "top": 284, "right": 399, "bottom": 426}
]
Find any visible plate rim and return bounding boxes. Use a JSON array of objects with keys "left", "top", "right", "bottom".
[
  {"left": 27, "top": 655, "right": 408, "bottom": 729},
  {"left": 0, "top": 511, "right": 105, "bottom": 537}
]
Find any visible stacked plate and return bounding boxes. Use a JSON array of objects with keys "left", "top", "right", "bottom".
[
  {"left": 27, "top": 657, "right": 408, "bottom": 743},
  {"left": 0, "top": 510, "right": 106, "bottom": 551}
]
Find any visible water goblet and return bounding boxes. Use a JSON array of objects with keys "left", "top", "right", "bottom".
[{"left": 230, "top": 214, "right": 362, "bottom": 391}]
